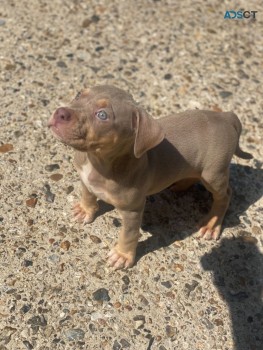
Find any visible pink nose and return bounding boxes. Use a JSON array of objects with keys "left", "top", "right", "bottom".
[
  {"left": 53, "top": 107, "right": 72, "bottom": 123},
  {"left": 48, "top": 107, "right": 72, "bottom": 127}
]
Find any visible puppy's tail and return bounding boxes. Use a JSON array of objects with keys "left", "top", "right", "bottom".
[
  {"left": 228, "top": 112, "right": 253, "bottom": 160},
  {"left": 235, "top": 145, "right": 253, "bottom": 159}
]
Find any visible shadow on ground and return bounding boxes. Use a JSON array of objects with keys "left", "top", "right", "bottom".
[
  {"left": 135, "top": 163, "right": 263, "bottom": 261},
  {"left": 93, "top": 164, "right": 262, "bottom": 349},
  {"left": 201, "top": 237, "right": 263, "bottom": 350}
]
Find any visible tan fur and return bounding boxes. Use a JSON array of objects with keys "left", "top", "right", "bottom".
[
  {"left": 96, "top": 99, "right": 109, "bottom": 108},
  {"left": 48, "top": 85, "right": 253, "bottom": 269}
]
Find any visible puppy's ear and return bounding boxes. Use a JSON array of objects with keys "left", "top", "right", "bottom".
[{"left": 133, "top": 108, "right": 165, "bottom": 158}]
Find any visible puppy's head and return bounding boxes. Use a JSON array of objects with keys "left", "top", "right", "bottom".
[{"left": 48, "top": 85, "right": 164, "bottom": 158}]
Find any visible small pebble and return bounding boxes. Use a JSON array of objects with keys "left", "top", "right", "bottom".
[
  {"left": 184, "top": 280, "right": 199, "bottom": 297},
  {"left": 89, "top": 235, "right": 102, "bottom": 244},
  {"left": 0, "top": 143, "right": 14, "bottom": 153},
  {"left": 219, "top": 91, "right": 232, "bottom": 98},
  {"left": 41, "top": 99, "right": 49, "bottom": 106},
  {"left": 43, "top": 183, "right": 55, "bottom": 202},
  {"left": 66, "top": 185, "right": 74, "bottom": 194},
  {"left": 124, "top": 305, "right": 132, "bottom": 311},
  {"left": 240, "top": 236, "right": 258, "bottom": 244},
  {"left": 45, "top": 164, "right": 60, "bottom": 172},
  {"left": 113, "top": 340, "right": 121, "bottom": 350},
  {"left": 202, "top": 317, "right": 214, "bottom": 330},
  {"left": 45, "top": 191, "right": 55, "bottom": 203},
  {"left": 164, "top": 73, "right": 172, "bottom": 80},
  {"left": 14, "top": 130, "right": 23, "bottom": 138},
  {"left": 0, "top": 19, "right": 6, "bottom": 26},
  {"left": 214, "top": 319, "right": 224, "bottom": 326},
  {"left": 21, "top": 304, "right": 31, "bottom": 314},
  {"left": 5, "top": 62, "right": 16, "bottom": 70},
  {"left": 171, "top": 263, "right": 184, "bottom": 272},
  {"left": 133, "top": 315, "right": 145, "bottom": 322},
  {"left": 113, "top": 218, "right": 121, "bottom": 227},
  {"left": 57, "top": 61, "right": 67, "bottom": 68},
  {"left": 64, "top": 328, "right": 85, "bottom": 341},
  {"left": 23, "top": 340, "right": 33, "bottom": 350},
  {"left": 92, "top": 288, "right": 110, "bottom": 302},
  {"left": 46, "top": 55, "right": 56, "bottom": 60},
  {"left": 60, "top": 225, "right": 67, "bottom": 233},
  {"left": 16, "top": 247, "right": 26, "bottom": 257},
  {"left": 26, "top": 198, "right": 38, "bottom": 208},
  {"left": 50, "top": 173, "right": 63, "bottom": 181},
  {"left": 60, "top": 240, "right": 71, "bottom": 251},
  {"left": 159, "top": 346, "right": 167, "bottom": 350},
  {"left": 134, "top": 315, "right": 145, "bottom": 329},
  {"left": 27, "top": 219, "right": 34, "bottom": 226},
  {"left": 90, "top": 311, "right": 104, "bottom": 321},
  {"left": 91, "top": 14, "right": 100, "bottom": 23},
  {"left": 165, "top": 325, "right": 177, "bottom": 337},
  {"left": 82, "top": 18, "right": 92, "bottom": 27},
  {"left": 113, "top": 302, "right": 122, "bottom": 308},
  {"left": 252, "top": 226, "right": 261, "bottom": 235},
  {"left": 59, "top": 315, "right": 71, "bottom": 325},
  {"left": 27, "top": 315, "right": 47, "bottom": 328},
  {"left": 22, "top": 260, "right": 33, "bottom": 267},
  {"left": 120, "top": 339, "right": 130, "bottom": 348},
  {"left": 238, "top": 69, "right": 249, "bottom": 79},
  {"left": 95, "top": 46, "right": 104, "bottom": 52},
  {"left": 122, "top": 275, "right": 130, "bottom": 285},
  {"left": 48, "top": 254, "right": 60, "bottom": 263},
  {"left": 165, "top": 291, "right": 175, "bottom": 299},
  {"left": 138, "top": 295, "right": 149, "bottom": 306},
  {"left": 161, "top": 281, "right": 172, "bottom": 288},
  {"left": 89, "top": 323, "right": 96, "bottom": 333}
]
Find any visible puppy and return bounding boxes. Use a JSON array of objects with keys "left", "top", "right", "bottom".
[{"left": 48, "top": 85, "right": 252, "bottom": 269}]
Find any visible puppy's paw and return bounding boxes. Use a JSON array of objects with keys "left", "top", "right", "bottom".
[
  {"left": 107, "top": 247, "right": 135, "bottom": 270},
  {"left": 198, "top": 225, "right": 221, "bottom": 240},
  {"left": 72, "top": 202, "right": 98, "bottom": 224},
  {"left": 198, "top": 214, "right": 222, "bottom": 240}
]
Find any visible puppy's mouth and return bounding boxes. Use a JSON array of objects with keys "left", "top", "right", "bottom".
[
  {"left": 48, "top": 123, "right": 73, "bottom": 147},
  {"left": 48, "top": 124, "right": 63, "bottom": 139}
]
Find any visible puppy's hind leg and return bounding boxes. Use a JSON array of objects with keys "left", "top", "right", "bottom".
[{"left": 198, "top": 169, "right": 232, "bottom": 240}]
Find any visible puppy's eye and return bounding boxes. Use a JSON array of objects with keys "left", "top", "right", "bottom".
[{"left": 96, "top": 110, "right": 108, "bottom": 121}]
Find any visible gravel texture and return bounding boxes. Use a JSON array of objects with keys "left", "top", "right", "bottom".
[{"left": 0, "top": 0, "right": 262, "bottom": 349}]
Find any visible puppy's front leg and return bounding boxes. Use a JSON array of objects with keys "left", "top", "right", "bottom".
[
  {"left": 108, "top": 205, "right": 144, "bottom": 270},
  {"left": 73, "top": 180, "right": 99, "bottom": 224}
]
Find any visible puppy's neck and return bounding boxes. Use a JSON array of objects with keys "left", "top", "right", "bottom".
[{"left": 87, "top": 149, "right": 139, "bottom": 178}]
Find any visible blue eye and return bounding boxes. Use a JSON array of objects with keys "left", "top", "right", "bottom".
[{"left": 96, "top": 110, "right": 108, "bottom": 120}]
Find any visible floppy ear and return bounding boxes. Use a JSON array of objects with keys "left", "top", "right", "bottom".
[{"left": 133, "top": 108, "right": 165, "bottom": 158}]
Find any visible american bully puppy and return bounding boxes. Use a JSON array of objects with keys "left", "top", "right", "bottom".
[{"left": 48, "top": 85, "right": 252, "bottom": 269}]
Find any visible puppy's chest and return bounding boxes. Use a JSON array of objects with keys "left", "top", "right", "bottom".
[{"left": 79, "top": 163, "right": 116, "bottom": 203}]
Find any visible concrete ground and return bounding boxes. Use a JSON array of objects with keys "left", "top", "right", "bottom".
[{"left": 0, "top": 0, "right": 262, "bottom": 349}]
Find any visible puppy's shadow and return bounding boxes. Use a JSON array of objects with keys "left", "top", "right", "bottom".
[
  {"left": 136, "top": 163, "right": 263, "bottom": 262},
  {"left": 96, "top": 200, "right": 114, "bottom": 218},
  {"left": 227, "top": 163, "right": 263, "bottom": 227},
  {"left": 201, "top": 237, "right": 263, "bottom": 350}
]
